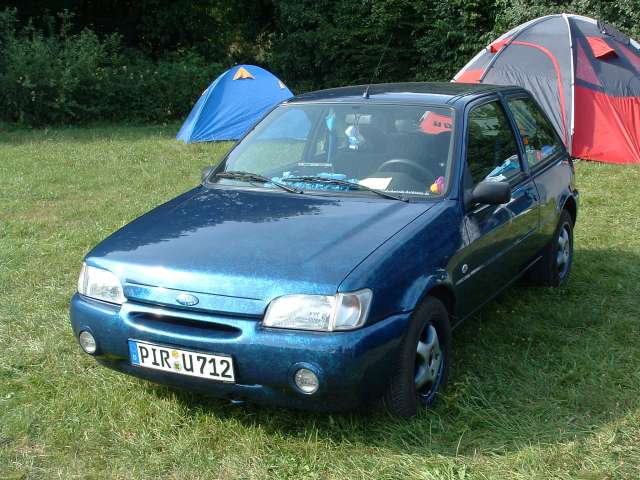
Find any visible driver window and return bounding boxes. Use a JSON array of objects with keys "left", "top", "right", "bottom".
[
  {"left": 507, "top": 97, "right": 564, "bottom": 169},
  {"left": 466, "top": 101, "right": 522, "bottom": 185}
]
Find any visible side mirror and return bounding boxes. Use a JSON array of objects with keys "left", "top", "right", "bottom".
[
  {"left": 467, "top": 180, "right": 511, "bottom": 209},
  {"left": 201, "top": 166, "right": 215, "bottom": 184}
]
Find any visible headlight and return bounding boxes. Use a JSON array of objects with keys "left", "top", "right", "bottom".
[
  {"left": 77, "top": 263, "right": 125, "bottom": 305},
  {"left": 263, "top": 289, "right": 372, "bottom": 331}
]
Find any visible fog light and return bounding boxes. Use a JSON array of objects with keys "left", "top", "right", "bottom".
[
  {"left": 79, "top": 331, "right": 97, "bottom": 355},
  {"left": 294, "top": 368, "right": 319, "bottom": 394}
]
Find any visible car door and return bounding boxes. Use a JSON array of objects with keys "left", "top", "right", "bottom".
[
  {"left": 504, "top": 94, "right": 572, "bottom": 249},
  {"left": 454, "top": 97, "right": 540, "bottom": 317}
]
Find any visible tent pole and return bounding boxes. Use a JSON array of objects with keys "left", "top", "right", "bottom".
[{"left": 563, "top": 13, "right": 576, "bottom": 153}]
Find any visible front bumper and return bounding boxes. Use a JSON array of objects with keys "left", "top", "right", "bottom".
[{"left": 69, "top": 293, "right": 411, "bottom": 411}]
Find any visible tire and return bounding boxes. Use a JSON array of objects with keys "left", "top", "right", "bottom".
[
  {"left": 527, "top": 209, "right": 574, "bottom": 287},
  {"left": 383, "top": 296, "right": 452, "bottom": 418}
]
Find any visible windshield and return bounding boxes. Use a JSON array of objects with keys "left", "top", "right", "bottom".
[{"left": 212, "top": 103, "right": 455, "bottom": 197}]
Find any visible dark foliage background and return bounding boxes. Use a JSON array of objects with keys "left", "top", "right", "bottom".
[{"left": 1, "top": 0, "right": 639, "bottom": 125}]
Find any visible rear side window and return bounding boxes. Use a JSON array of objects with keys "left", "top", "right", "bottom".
[
  {"left": 507, "top": 97, "right": 564, "bottom": 169},
  {"left": 466, "top": 101, "right": 522, "bottom": 185}
]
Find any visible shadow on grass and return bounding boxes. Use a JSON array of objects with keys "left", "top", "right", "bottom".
[{"left": 146, "top": 247, "right": 640, "bottom": 456}]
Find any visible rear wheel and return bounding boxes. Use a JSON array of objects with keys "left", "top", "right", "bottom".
[
  {"left": 527, "top": 209, "right": 574, "bottom": 287},
  {"left": 383, "top": 296, "right": 451, "bottom": 417}
]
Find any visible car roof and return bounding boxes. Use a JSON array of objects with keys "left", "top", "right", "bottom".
[{"left": 286, "top": 82, "right": 526, "bottom": 106}]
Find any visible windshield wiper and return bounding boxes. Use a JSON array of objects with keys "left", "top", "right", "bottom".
[
  {"left": 215, "top": 171, "right": 303, "bottom": 194},
  {"left": 281, "top": 176, "right": 408, "bottom": 202}
]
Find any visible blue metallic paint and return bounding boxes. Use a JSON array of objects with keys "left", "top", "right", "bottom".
[
  {"left": 70, "top": 83, "right": 578, "bottom": 410},
  {"left": 70, "top": 293, "right": 411, "bottom": 409},
  {"left": 86, "top": 186, "right": 432, "bottom": 318}
]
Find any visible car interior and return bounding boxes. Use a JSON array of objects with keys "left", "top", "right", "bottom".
[
  {"left": 223, "top": 104, "right": 456, "bottom": 196},
  {"left": 302, "top": 107, "right": 454, "bottom": 194}
]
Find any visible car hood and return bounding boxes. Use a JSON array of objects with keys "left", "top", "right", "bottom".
[{"left": 87, "top": 187, "right": 434, "bottom": 315}]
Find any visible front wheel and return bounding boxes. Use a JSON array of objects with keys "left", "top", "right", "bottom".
[{"left": 383, "top": 296, "right": 451, "bottom": 417}]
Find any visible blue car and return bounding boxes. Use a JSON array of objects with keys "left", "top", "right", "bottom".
[{"left": 70, "top": 83, "right": 578, "bottom": 417}]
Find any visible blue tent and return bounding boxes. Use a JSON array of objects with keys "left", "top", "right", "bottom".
[{"left": 177, "top": 65, "right": 293, "bottom": 143}]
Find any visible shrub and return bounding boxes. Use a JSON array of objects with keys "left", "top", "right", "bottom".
[
  {"left": 0, "top": 8, "right": 222, "bottom": 126},
  {"left": 265, "top": 0, "right": 502, "bottom": 90},
  {"left": 2, "top": 2, "right": 638, "bottom": 126}
]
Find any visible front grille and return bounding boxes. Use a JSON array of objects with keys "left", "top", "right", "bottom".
[{"left": 129, "top": 312, "right": 243, "bottom": 340}]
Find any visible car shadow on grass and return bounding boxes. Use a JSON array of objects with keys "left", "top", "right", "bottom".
[{"left": 146, "top": 247, "right": 640, "bottom": 456}]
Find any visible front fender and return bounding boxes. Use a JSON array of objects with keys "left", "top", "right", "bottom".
[
  {"left": 339, "top": 200, "right": 463, "bottom": 324},
  {"left": 397, "top": 271, "right": 452, "bottom": 314}
]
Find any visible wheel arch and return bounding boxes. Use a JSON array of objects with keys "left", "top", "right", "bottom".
[
  {"left": 419, "top": 283, "right": 456, "bottom": 321},
  {"left": 562, "top": 195, "right": 577, "bottom": 225}
]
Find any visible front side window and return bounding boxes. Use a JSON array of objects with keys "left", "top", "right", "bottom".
[
  {"left": 507, "top": 97, "right": 564, "bottom": 169},
  {"left": 466, "top": 101, "right": 522, "bottom": 186},
  {"left": 212, "top": 103, "right": 456, "bottom": 197}
]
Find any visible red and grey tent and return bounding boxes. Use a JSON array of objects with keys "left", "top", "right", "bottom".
[{"left": 454, "top": 14, "right": 640, "bottom": 164}]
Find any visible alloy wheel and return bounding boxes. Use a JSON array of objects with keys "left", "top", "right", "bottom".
[
  {"left": 414, "top": 324, "right": 443, "bottom": 402},
  {"left": 557, "top": 223, "right": 572, "bottom": 280}
]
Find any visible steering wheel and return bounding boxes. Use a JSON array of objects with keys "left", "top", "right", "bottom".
[{"left": 376, "top": 158, "right": 435, "bottom": 181}]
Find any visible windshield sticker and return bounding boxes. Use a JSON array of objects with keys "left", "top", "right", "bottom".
[
  {"left": 297, "top": 162, "right": 333, "bottom": 167},
  {"left": 359, "top": 177, "right": 392, "bottom": 190},
  {"left": 387, "top": 190, "right": 431, "bottom": 195}
]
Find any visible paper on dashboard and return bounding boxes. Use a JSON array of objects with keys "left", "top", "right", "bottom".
[{"left": 358, "top": 177, "right": 392, "bottom": 190}]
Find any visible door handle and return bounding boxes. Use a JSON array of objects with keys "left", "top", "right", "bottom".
[{"left": 525, "top": 190, "right": 538, "bottom": 201}]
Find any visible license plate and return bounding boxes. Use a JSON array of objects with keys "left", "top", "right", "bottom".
[{"left": 128, "top": 340, "right": 235, "bottom": 383}]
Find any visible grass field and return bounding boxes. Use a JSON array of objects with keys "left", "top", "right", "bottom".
[{"left": 1, "top": 124, "right": 640, "bottom": 479}]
